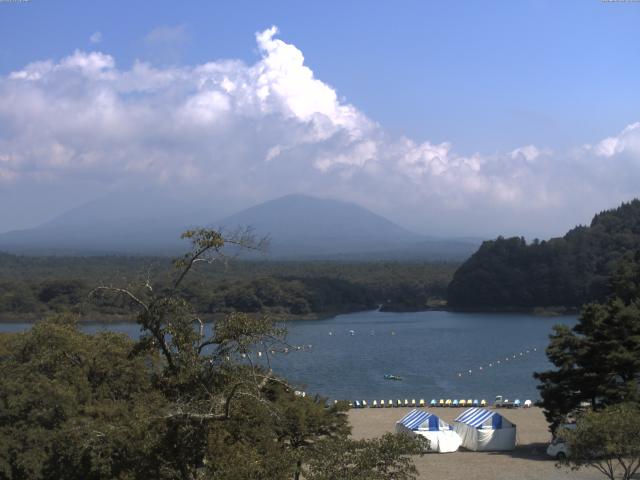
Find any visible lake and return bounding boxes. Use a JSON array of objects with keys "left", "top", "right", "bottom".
[{"left": 0, "top": 310, "right": 576, "bottom": 403}]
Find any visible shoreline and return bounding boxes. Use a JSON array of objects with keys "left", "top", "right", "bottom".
[
  {"left": 0, "top": 305, "right": 580, "bottom": 324},
  {"left": 447, "top": 305, "right": 580, "bottom": 316}
]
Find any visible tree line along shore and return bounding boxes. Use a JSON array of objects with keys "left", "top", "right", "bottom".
[{"left": 0, "top": 254, "right": 456, "bottom": 322}]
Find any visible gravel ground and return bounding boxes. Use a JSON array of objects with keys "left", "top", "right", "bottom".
[{"left": 348, "top": 407, "right": 603, "bottom": 480}]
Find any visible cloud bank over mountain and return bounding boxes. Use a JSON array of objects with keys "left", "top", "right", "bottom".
[{"left": 0, "top": 26, "right": 638, "bottom": 237}]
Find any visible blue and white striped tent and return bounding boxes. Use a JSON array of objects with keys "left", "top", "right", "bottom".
[
  {"left": 453, "top": 408, "right": 516, "bottom": 451},
  {"left": 396, "top": 409, "right": 461, "bottom": 453},
  {"left": 454, "top": 407, "right": 505, "bottom": 429},
  {"left": 398, "top": 409, "right": 451, "bottom": 431}
]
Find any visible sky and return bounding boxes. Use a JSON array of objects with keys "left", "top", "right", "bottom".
[{"left": 1, "top": 0, "right": 640, "bottom": 238}]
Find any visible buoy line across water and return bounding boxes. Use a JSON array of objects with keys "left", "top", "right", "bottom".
[{"left": 455, "top": 347, "right": 539, "bottom": 378}]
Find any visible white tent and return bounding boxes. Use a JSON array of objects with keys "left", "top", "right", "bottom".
[
  {"left": 395, "top": 409, "right": 462, "bottom": 453},
  {"left": 453, "top": 407, "right": 516, "bottom": 451}
]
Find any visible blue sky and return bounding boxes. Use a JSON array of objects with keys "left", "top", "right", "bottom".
[{"left": 1, "top": 1, "right": 639, "bottom": 237}]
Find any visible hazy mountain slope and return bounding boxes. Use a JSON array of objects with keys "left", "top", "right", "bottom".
[
  {"left": 0, "top": 192, "right": 478, "bottom": 259},
  {"left": 216, "top": 194, "right": 424, "bottom": 257},
  {"left": 0, "top": 190, "right": 218, "bottom": 255}
]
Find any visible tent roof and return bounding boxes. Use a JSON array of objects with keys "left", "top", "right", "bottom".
[
  {"left": 397, "top": 409, "right": 448, "bottom": 431},
  {"left": 454, "top": 407, "right": 506, "bottom": 428}
]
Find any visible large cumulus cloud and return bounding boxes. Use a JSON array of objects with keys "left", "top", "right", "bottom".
[{"left": 0, "top": 26, "right": 639, "bottom": 237}]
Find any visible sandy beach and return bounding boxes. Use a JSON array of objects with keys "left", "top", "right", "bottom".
[{"left": 348, "top": 407, "right": 602, "bottom": 480}]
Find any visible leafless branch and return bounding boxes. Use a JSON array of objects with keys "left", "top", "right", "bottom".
[{"left": 88, "top": 286, "right": 150, "bottom": 312}]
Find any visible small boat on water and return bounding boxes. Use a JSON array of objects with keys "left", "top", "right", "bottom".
[{"left": 384, "top": 374, "right": 403, "bottom": 381}]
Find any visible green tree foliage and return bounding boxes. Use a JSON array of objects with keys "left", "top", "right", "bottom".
[
  {"left": 305, "top": 433, "right": 427, "bottom": 480},
  {"left": 448, "top": 199, "right": 640, "bottom": 309},
  {"left": 558, "top": 403, "right": 640, "bottom": 480},
  {"left": 0, "top": 314, "right": 166, "bottom": 480},
  {"left": 263, "top": 383, "right": 350, "bottom": 480},
  {"left": 535, "top": 251, "right": 640, "bottom": 431},
  {"left": 0, "top": 229, "right": 425, "bottom": 480},
  {"left": 0, "top": 251, "right": 456, "bottom": 319}
]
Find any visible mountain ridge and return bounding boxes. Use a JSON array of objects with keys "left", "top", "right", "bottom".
[{"left": 0, "top": 193, "right": 479, "bottom": 260}]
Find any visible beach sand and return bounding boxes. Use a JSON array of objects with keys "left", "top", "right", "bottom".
[{"left": 348, "top": 407, "right": 602, "bottom": 480}]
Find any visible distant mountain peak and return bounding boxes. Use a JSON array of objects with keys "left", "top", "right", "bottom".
[
  {"left": 216, "top": 194, "right": 423, "bottom": 256},
  {"left": 0, "top": 192, "right": 478, "bottom": 260}
]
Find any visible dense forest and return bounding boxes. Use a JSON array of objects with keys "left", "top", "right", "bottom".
[
  {"left": 0, "top": 253, "right": 456, "bottom": 320},
  {"left": 448, "top": 199, "right": 640, "bottom": 310}
]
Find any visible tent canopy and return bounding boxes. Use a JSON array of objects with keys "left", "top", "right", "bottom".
[
  {"left": 398, "top": 409, "right": 452, "bottom": 431},
  {"left": 396, "top": 409, "right": 461, "bottom": 453},
  {"left": 454, "top": 407, "right": 512, "bottom": 429}
]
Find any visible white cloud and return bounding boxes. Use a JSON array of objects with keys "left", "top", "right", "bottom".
[
  {"left": 89, "top": 31, "right": 102, "bottom": 44},
  {"left": 510, "top": 145, "right": 544, "bottom": 162},
  {"left": 0, "top": 27, "right": 639, "bottom": 237},
  {"left": 592, "top": 122, "right": 640, "bottom": 157},
  {"left": 253, "top": 26, "right": 366, "bottom": 136}
]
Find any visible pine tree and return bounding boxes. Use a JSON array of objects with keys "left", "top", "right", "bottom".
[{"left": 535, "top": 251, "right": 640, "bottom": 431}]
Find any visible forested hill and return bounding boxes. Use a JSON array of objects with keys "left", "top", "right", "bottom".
[{"left": 447, "top": 199, "right": 640, "bottom": 310}]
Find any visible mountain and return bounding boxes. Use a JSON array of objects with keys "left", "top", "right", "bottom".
[
  {"left": 447, "top": 199, "right": 640, "bottom": 310},
  {"left": 0, "top": 192, "right": 479, "bottom": 259},
  {"left": 216, "top": 194, "right": 480, "bottom": 259},
  {"left": 216, "top": 194, "right": 419, "bottom": 257},
  {"left": 0, "top": 190, "right": 219, "bottom": 255}
]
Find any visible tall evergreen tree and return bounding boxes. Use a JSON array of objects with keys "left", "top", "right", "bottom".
[{"left": 535, "top": 251, "right": 640, "bottom": 431}]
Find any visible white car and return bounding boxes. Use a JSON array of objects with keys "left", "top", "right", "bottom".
[
  {"left": 546, "top": 437, "right": 569, "bottom": 460},
  {"left": 547, "top": 424, "right": 576, "bottom": 460}
]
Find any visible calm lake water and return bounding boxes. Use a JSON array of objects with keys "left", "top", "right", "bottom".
[{"left": 0, "top": 310, "right": 576, "bottom": 403}]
